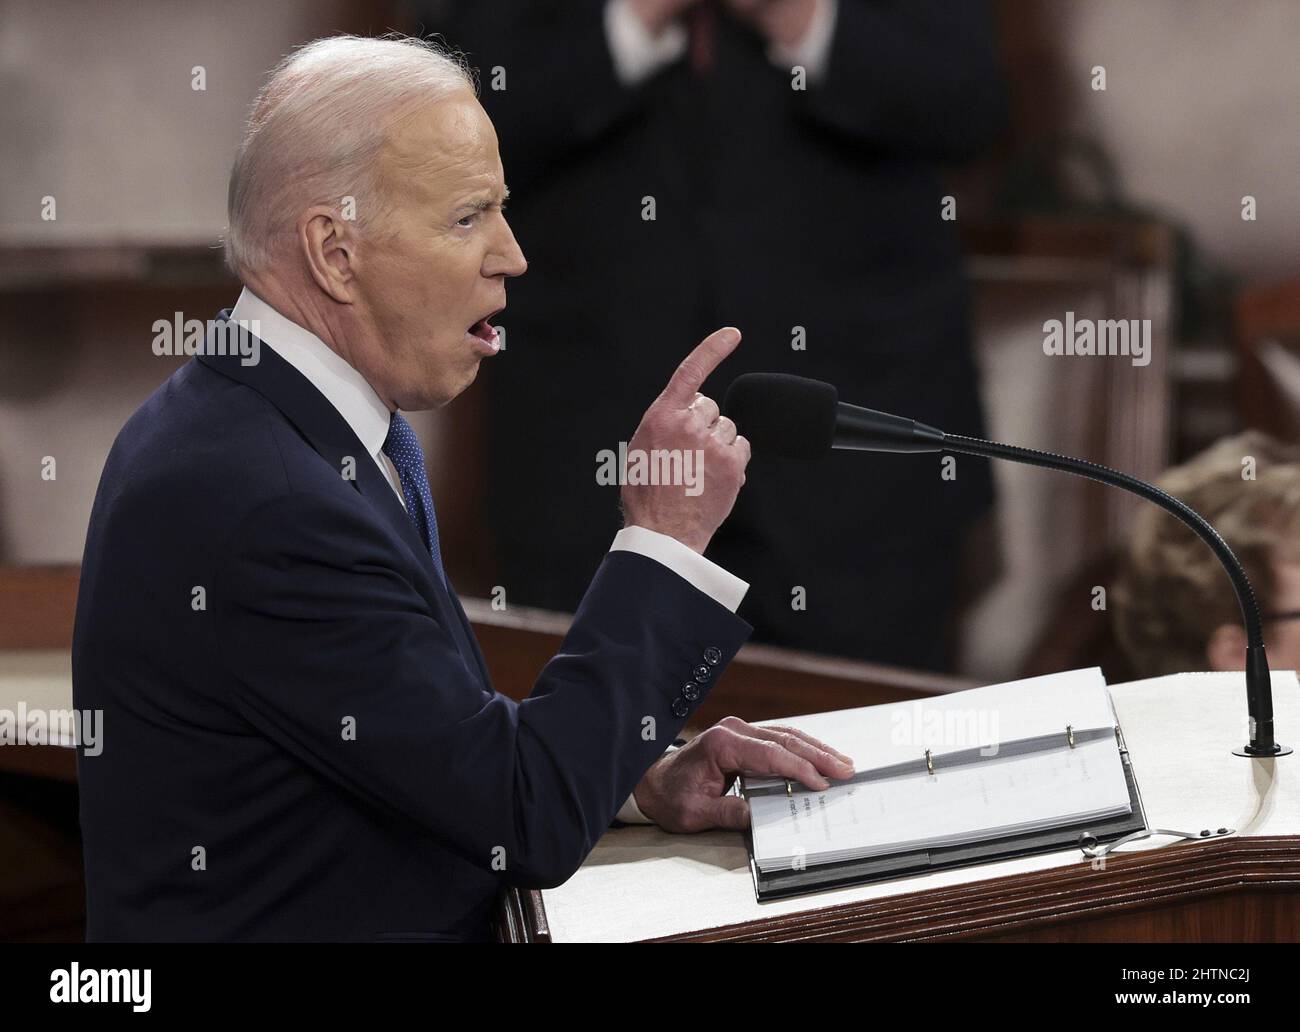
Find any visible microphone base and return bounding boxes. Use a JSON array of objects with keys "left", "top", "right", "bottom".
[{"left": 1233, "top": 743, "right": 1293, "bottom": 758}]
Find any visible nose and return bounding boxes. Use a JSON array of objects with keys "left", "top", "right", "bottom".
[{"left": 486, "top": 217, "right": 527, "bottom": 279}]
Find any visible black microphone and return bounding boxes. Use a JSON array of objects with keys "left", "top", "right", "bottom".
[{"left": 723, "top": 372, "right": 1289, "bottom": 759}]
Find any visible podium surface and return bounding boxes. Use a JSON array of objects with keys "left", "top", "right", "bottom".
[{"left": 508, "top": 672, "right": 1300, "bottom": 942}]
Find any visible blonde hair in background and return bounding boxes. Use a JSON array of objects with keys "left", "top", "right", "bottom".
[{"left": 1114, "top": 431, "right": 1300, "bottom": 677}]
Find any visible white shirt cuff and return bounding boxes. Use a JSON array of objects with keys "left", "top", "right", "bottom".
[
  {"left": 615, "top": 790, "right": 652, "bottom": 823},
  {"left": 767, "top": 0, "right": 838, "bottom": 82},
  {"left": 610, "top": 525, "right": 748, "bottom": 612},
  {"left": 604, "top": 0, "right": 689, "bottom": 86},
  {"left": 615, "top": 743, "right": 682, "bottom": 824}
]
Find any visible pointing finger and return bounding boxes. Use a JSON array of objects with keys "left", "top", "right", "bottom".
[{"left": 660, "top": 327, "right": 741, "bottom": 408}]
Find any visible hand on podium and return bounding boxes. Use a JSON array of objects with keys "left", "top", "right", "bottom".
[{"left": 631, "top": 716, "right": 854, "bottom": 832}]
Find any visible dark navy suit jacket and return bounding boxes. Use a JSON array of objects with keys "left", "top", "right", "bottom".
[{"left": 71, "top": 313, "right": 751, "bottom": 942}]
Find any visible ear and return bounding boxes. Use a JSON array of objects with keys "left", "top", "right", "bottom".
[
  {"left": 1206, "top": 622, "right": 1248, "bottom": 672},
  {"left": 298, "top": 207, "right": 357, "bottom": 303}
]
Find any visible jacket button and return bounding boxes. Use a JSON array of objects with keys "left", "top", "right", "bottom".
[
  {"left": 671, "top": 696, "right": 690, "bottom": 718},
  {"left": 681, "top": 682, "right": 700, "bottom": 701},
  {"left": 703, "top": 645, "right": 722, "bottom": 665},
  {"left": 692, "top": 664, "right": 711, "bottom": 682}
]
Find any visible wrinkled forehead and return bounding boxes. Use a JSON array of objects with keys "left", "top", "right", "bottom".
[{"left": 377, "top": 91, "right": 503, "bottom": 209}]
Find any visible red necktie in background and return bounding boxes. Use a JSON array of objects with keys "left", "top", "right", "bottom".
[{"left": 686, "top": 2, "right": 716, "bottom": 74}]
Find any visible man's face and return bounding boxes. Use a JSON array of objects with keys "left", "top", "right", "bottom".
[{"left": 354, "top": 91, "right": 526, "bottom": 410}]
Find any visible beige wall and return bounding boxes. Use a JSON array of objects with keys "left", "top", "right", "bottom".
[
  {"left": 1011, "top": 0, "right": 1300, "bottom": 281},
  {"left": 0, "top": 0, "right": 421, "bottom": 565},
  {"left": 0, "top": 288, "right": 197, "bottom": 564},
  {"left": 0, "top": 0, "right": 354, "bottom": 245}
]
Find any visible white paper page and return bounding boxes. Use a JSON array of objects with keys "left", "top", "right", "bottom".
[
  {"left": 749, "top": 735, "right": 1131, "bottom": 870},
  {"left": 746, "top": 667, "right": 1113, "bottom": 790}
]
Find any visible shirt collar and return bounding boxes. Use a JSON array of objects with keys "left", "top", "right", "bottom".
[{"left": 229, "top": 286, "right": 392, "bottom": 462}]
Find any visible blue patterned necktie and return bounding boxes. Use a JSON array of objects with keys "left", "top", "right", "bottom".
[{"left": 382, "top": 412, "right": 446, "bottom": 586}]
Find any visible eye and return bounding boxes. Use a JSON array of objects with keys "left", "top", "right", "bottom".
[{"left": 456, "top": 213, "right": 477, "bottom": 229}]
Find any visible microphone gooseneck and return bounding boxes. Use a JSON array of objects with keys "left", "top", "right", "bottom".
[
  {"left": 940, "top": 433, "right": 1283, "bottom": 758},
  {"left": 722, "top": 372, "right": 1289, "bottom": 759}
]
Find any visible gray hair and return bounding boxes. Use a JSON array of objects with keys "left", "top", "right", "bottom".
[{"left": 224, "top": 34, "right": 476, "bottom": 277}]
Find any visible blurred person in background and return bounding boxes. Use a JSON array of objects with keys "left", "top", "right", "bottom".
[
  {"left": 425, "top": 0, "right": 1008, "bottom": 671},
  {"left": 1114, "top": 432, "right": 1300, "bottom": 678}
]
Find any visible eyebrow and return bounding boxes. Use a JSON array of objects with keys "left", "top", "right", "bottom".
[{"left": 459, "top": 186, "right": 511, "bottom": 213}]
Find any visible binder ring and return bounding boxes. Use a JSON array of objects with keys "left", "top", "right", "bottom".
[{"left": 925, "top": 749, "right": 935, "bottom": 775}]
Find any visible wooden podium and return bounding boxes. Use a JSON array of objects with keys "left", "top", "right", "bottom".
[
  {"left": 498, "top": 836, "right": 1300, "bottom": 942},
  {"left": 4, "top": 568, "right": 1299, "bottom": 943},
  {"left": 496, "top": 668, "right": 1300, "bottom": 943}
]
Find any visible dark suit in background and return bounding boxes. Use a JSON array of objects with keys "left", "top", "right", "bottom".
[
  {"left": 72, "top": 316, "right": 749, "bottom": 941},
  {"left": 427, "top": 0, "right": 1006, "bottom": 670}
]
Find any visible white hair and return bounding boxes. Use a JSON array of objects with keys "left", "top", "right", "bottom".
[{"left": 223, "top": 34, "right": 476, "bottom": 277}]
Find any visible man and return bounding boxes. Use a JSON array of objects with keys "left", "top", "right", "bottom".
[
  {"left": 1114, "top": 432, "right": 1300, "bottom": 678},
  {"left": 72, "top": 35, "right": 852, "bottom": 942}
]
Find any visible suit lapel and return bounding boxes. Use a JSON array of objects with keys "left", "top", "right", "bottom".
[
  {"left": 197, "top": 312, "right": 483, "bottom": 674},
  {"left": 352, "top": 452, "right": 484, "bottom": 667}
]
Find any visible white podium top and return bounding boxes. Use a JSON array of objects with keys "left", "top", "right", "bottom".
[
  {"left": 541, "top": 671, "right": 1300, "bottom": 943},
  {"left": 0, "top": 649, "right": 75, "bottom": 746}
]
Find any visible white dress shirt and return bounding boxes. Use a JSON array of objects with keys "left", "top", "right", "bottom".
[
  {"left": 230, "top": 288, "right": 406, "bottom": 503},
  {"left": 604, "top": 0, "right": 839, "bottom": 86},
  {"left": 228, "top": 287, "right": 748, "bottom": 823}
]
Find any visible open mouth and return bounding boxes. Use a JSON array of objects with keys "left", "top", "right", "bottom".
[{"left": 467, "top": 310, "right": 502, "bottom": 350}]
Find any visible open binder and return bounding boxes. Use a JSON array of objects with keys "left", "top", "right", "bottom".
[{"left": 740, "top": 668, "right": 1149, "bottom": 902}]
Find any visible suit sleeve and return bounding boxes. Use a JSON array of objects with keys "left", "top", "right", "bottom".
[
  {"left": 211, "top": 489, "right": 750, "bottom": 889},
  {"left": 793, "top": 0, "right": 1008, "bottom": 158}
]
